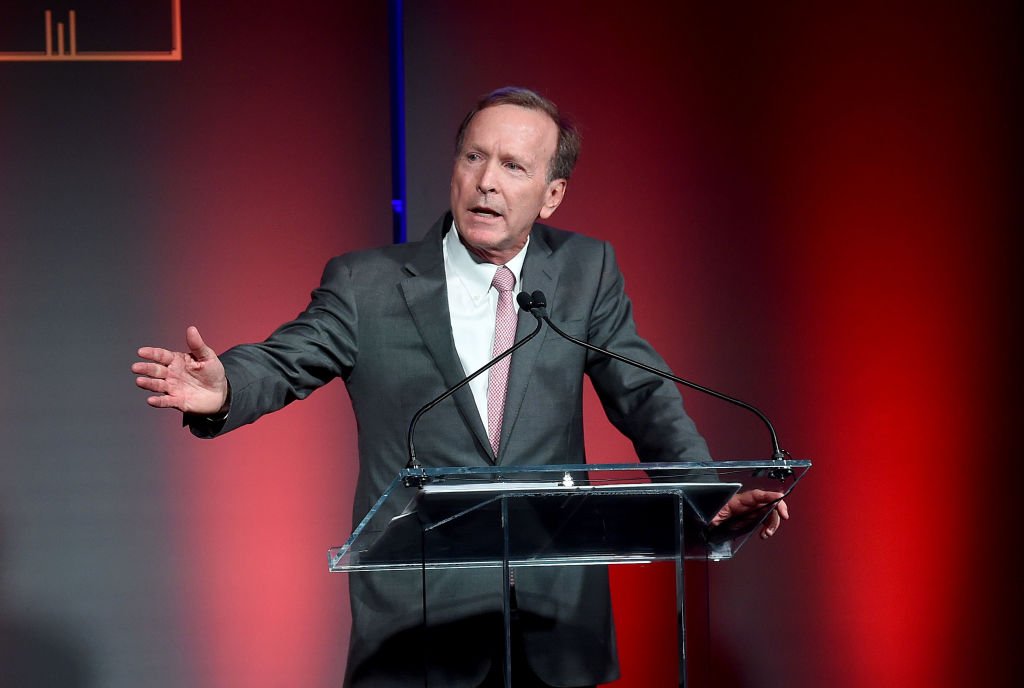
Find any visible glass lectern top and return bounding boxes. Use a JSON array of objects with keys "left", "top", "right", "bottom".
[{"left": 328, "top": 460, "right": 810, "bottom": 573}]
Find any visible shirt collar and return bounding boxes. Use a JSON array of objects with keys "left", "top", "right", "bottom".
[{"left": 444, "top": 220, "right": 529, "bottom": 303}]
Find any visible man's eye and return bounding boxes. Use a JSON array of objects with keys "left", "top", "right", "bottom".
[
  {"left": 505, "top": 161, "right": 523, "bottom": 171},
  {"left": 466, "top": 152, "right": 482, "bottom": 162}
]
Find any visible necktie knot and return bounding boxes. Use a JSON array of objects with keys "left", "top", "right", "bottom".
[{"left": 491, "top": 265, "right": 516, "bottom": 293}]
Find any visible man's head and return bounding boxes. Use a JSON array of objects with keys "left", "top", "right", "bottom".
[
  {"left": 450, "top": 87, "right": 580, "bottom": 264},
  {"left": 455, "top": 87, "right": 581, "bottom": 184}
]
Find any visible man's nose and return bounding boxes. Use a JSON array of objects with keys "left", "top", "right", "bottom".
[{"left": 476, "top": 161, "right": 499, "bottom": 194}]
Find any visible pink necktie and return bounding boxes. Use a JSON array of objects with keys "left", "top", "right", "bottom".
[{"left": 487, "top": 266, "right": 517, "bottom": 456}]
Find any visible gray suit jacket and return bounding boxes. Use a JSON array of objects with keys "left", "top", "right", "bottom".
[{"left": 192, "top": 215, "right": 710, "bottom": 686}]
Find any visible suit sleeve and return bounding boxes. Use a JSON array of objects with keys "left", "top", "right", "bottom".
[
  {"left": 187, "top": 256, "right": 358, "bottom": 438},
  {"left": 584, "top": 242, "right": 711, "bottom": 462}
]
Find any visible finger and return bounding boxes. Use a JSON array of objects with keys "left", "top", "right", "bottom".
[
  {"left": 137, "top": 346, "right": 175, "bottom": 365},
  {"left": 146, "top": 394, "right": 184, "bottom": 410},
  {"left": 185, "top": 325, "right": 213, "bottom": 360},
  {"left": 776, "top": 499, "right": 790, "bottom": 520},
  {"left": 131, "top": 362, "right": 166, "bottom": 378},
  {"left": 745, "top": 489, "right": 783, "bottom": 504},
  {"left": 761, "top": 509, "right": 782, "bottom": 539},
  {"left": 136, "top": 376, "right": 167, "bottom": 393}
]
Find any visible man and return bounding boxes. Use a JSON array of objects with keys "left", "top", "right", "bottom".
[{"left": 133, "top": 87, "right": 787, "bottom": 687}]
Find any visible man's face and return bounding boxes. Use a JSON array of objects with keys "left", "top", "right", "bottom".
[{"left": 450, "top": 104, "right": 567, "bottom": 264}]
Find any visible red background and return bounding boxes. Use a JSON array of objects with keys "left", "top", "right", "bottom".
[{"left": 0, "top": 2, "right": 1017, "bottom": 686}]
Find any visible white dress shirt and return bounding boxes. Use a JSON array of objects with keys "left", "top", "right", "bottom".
[{"left": 443, "top": 223, "right": 528, "bottom": 430}]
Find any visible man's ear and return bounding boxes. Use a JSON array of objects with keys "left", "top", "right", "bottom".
[{"left": 538, "top": 179, "right": 567, "bottom": 220}]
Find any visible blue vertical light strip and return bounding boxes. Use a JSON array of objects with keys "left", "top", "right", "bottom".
[{"left": 387, "top": 0, "right": 407, "bottom": 244}]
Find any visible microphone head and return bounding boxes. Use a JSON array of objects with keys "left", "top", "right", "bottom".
[
  {"left": 530, "top": 290, "right": 547, "bottom": 309},
  {"left": 516, "top": 291, "right": 534, "bottom": 310}
]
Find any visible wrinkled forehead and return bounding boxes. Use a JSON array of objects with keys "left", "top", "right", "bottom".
[{"left": 460, "top": 104, "right": 559, "bottom": 159}]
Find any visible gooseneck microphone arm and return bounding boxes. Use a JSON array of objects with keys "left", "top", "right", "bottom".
[
  {"left": 404, "top": 312, "right": 545, "bottom": 483},
  {"left": 520, "top": 290, "right": 788, "bottom": 462}
]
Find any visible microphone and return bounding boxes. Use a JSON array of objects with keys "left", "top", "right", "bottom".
[
  {"left": 404, "top": 300, "right": 545, "bottom": 486},
  {"left": 517, "top": 290, "right": 545, "bottom": 315},
  {"left": 515, "top": 290, "right": 540, "bottom": 313},
  {"left": 522, "top": 290, "right": 791, "bottom": 470}
]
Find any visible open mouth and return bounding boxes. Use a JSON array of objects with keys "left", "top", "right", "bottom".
[{"left": 470, "top": 206, "right": 502, "bottom": 218}]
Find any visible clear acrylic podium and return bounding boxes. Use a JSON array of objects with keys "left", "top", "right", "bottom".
[{"left": 329, "top": 460, "right": 810, "bottom": 687}]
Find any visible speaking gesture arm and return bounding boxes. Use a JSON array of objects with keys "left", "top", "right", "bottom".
[{"left": 132, "top": 326, "right": 229, "bottom": 415}]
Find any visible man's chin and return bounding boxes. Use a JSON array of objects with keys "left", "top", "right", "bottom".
[
  {"left": 458, "top": 221, "right": 505, "bottom": 247},
  {"left": 460, "top": 230, "right": 523, "bottom": 264}
]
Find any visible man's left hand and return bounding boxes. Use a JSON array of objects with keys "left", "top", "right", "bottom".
[{"left": 710, "top": 489, "right": 790, "bottom": 539}]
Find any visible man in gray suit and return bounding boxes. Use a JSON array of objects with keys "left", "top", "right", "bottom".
[{"left": 133, "top": 87, "right": 787, "bottom": 687}]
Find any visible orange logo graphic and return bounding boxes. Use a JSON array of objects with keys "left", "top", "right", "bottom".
[{"left": 0, "top": 0, "right": 181, "bottom": 61}]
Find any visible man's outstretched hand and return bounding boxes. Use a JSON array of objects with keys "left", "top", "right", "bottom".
[
  {"left": 132, "top": 326, "right": 228, "bottom": 415},
  {"left": 711, "top": 489, "right": 790, "bottom": 539}
]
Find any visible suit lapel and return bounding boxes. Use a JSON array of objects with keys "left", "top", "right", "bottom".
[
  {"left": 399, "top": 219, "right": 492, "bottom": 460},
  {"left": 497, "top": 227, "right": 559, "bottom": 463}
]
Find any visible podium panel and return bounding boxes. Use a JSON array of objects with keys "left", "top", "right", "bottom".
[{"left": 329, "top": 460, "right": 809, "bottom": 686}]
